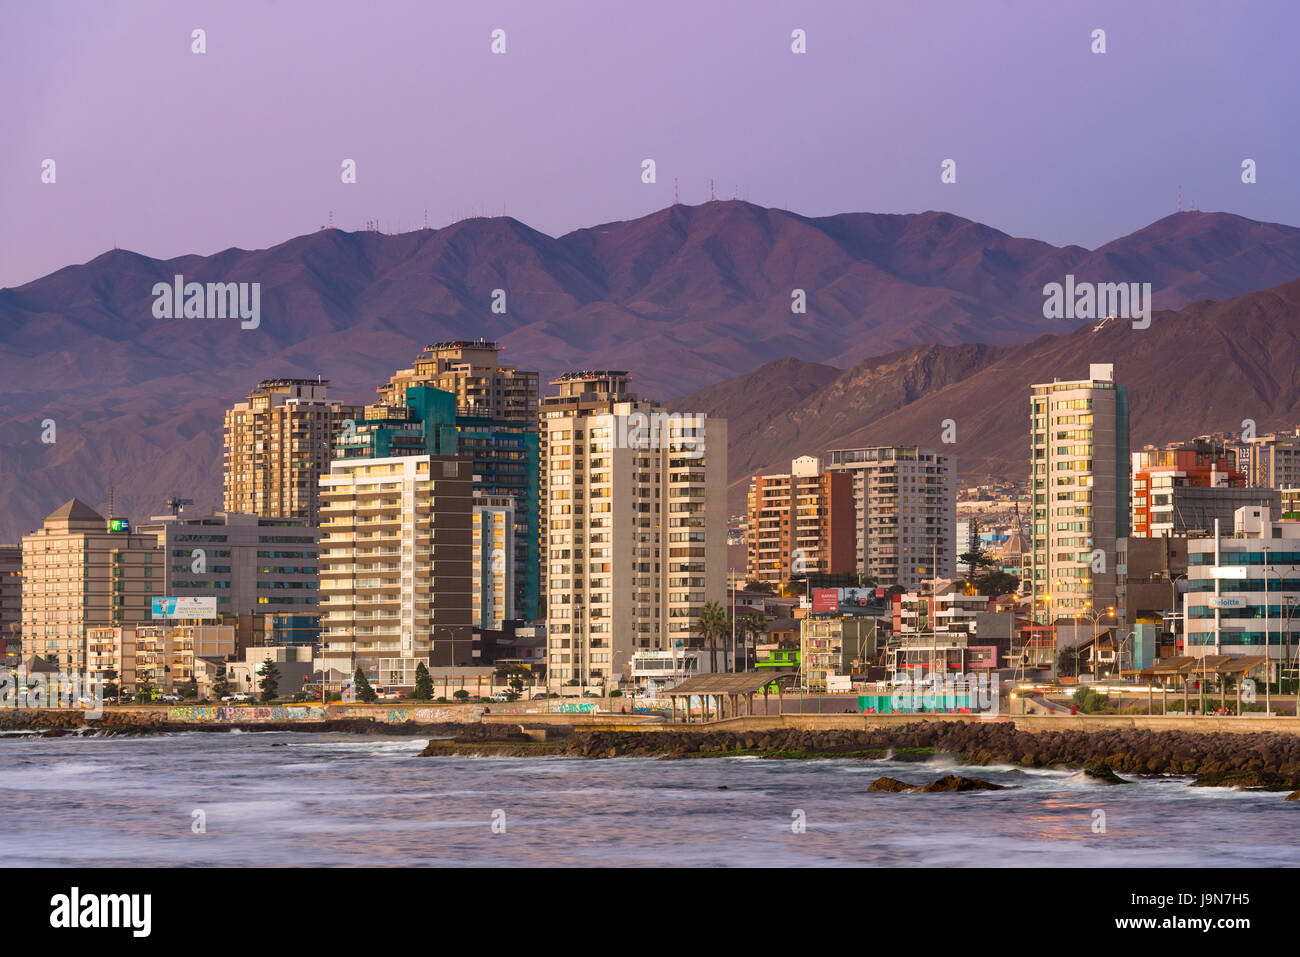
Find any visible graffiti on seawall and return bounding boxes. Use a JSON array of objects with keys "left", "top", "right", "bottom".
[
  {"left": 385, "top": 706, "right": 484, "bottom": 723},
  {"left": 168, "top": 705, "right": 328, "bottom": 722}
]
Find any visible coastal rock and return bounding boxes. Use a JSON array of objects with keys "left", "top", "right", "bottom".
[
  {"left": 867, "top": 777, "right": 912, "bottom": 792},
  {"left": 916, "top": 775, "right": 1006, "bottom": 792},
  {"left": 1083, "top": 765, "right": 1131, "bottom": 785}
]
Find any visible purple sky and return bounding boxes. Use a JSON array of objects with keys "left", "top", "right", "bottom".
[{"left": 3, "top": 0, "right": 1298, "bottom": 288}]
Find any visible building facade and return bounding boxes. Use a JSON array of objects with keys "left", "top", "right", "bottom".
[
  {"left": 1184, "top": 506, "right": 1300, "bottom": 672},
  {"left": 136, "top": 511, "right": 320, "bottom": 617},
  {"left": 223, "top": 377, "right": 362, "bottom": 525},
  {"left": 472, "top": 503, "right": 515, "bottom": 630},
  {"left": 543, "top": 398, "right": 727, "bottom": 692},
  {"left": 318, "top": 455, "right": 474, "bottom": 688},
  {"left": 1029, "top": 363, "right": 1130, "bottom": 621},
  {"left": 825, "top": 446, "right": 956, "bottom": 589},
  {"left": 746, "top": 456, "right": 855, "bottom": 584},
  {"left": 0, "top": 544, "right": 20, "bottom": 655},
  {"left": 22, "top": 500, "right": 162, "bottom": 674}
]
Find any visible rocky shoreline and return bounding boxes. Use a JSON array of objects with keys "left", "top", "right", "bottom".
[
  {"left": 0, "top": 710, "right": 472, "bottom": 738},
  {"left": 418, "top": 721, "right": 1300, "bottom": 791}
]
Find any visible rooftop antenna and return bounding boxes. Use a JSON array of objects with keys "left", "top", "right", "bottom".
[
  {"left": 710, "top": 179, "right": 715, "bottom": 201},
  {"left": 166, "top": 495, "right": 193, "bottom": 518},
  {"left": 108, "top": 486, "right": 115, "bottom": 521},
  {"left": 674, "top": 177, "right": 679, "bottom": 205},
  {"left": 1177, "top": 185, "right": 1182, "bottom": 213},
  {"left": 328, "top": 210, "right": 334, "bottom": 229},
  {"left": 424, "top": 208, "right": 429, "bottom": 229}
]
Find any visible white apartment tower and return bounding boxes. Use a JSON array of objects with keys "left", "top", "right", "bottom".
[
  {"left": 318, "top": 455, "right": 473, "bottom": 688},
  {"left": 543, "top": 400, "right": 727, "bottom": 692}
]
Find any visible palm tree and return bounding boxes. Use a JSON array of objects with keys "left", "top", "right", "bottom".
[{"left": 697, "top": 601, "right": 725, "bottom": 674}]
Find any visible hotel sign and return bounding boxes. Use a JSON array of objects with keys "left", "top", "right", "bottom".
[{"left": 1210, "top": 566, "right": 1248, "bottom": 579}]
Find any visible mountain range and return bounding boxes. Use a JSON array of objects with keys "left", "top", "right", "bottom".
[
  {"left": 670, "top": 278, "right": 1300, "bottom": 514},
  {"left": 3, "top": 200, "right": 1300, "bottom": 541}
]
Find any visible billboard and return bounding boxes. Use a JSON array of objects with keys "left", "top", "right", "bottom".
[
  {"left": 107, "top": 518, "right": 130, "bottom": 532},
  {"left": 152, "top": 597, "right": 218, "bottom": 620},
  {"left": 1210, "top": 566, "right": 1248, "bottom": 579},
  {"left": 812, "top": 589, "right": 839, "bottom": 613}
]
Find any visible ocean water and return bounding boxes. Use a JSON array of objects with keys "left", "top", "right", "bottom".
[{"left": 0, "top": 731, "right": 1296, "bottom": 867}]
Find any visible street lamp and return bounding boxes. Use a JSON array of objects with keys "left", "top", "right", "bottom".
[{"left": 1081, "top": 603, "right": 1115, "bottom": 680}]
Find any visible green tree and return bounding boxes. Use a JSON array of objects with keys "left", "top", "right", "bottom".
[
  {"left": 181, "top": 677, "right": 199, "bottom": 700},
  {"left": 742, "top": 579, "right": 775, "bottom": 595},
  {"left": 102, "top": 669, "right": 120, "bottom": 705},
  {"left": 352, "top": 667, "right": 377, "bottom": 703},
  {"left": 506, "top": 669, "right": 525, "bottom": 702},
  {"left": 413, "top": 662, "right": 435, "bottom": 701},
  {"left": 258, "top": 660, "right": 281, "bottom": 703},
  {"left": 133, "top": 683, "right": 155, "bottom": 704},
  {"left": 213, "top": 664, "right": 229, "bottom": 699},
  {"left": 453, "top": 689, "right": 470, "bottom": 701},
  {"left": 974, "top": 570, "right": 1020, "bottom": 597}
]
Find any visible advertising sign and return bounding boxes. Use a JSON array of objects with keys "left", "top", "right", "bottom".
[
  {"left": 1208, "top": 597, "right": 1244, "bottom": 609},
  {"left": 812, "top": 589, "right": 839, "bottom": 613},
  {"left": 151, "top": 596, "right": 218, "bottom": 620}
]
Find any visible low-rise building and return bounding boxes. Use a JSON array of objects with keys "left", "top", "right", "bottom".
[
  {"left": 1184, "top": 506, "right": 1300, "bottom": 679},
  {"left": 801, "top": 616, "right": 876, "bottom": 692}
]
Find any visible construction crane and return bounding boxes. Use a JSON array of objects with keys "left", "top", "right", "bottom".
[{"left": 166, "top": 495, "right": 193, "bottom": 517}]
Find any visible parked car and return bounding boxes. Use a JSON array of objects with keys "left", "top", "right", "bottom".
[
  {"left": 159, "top": 693, "right": 182, "bottom": 703},
  {"left": 531, "top": 692, "right": 549, "bottom": 699},
  {"left": 489, "top": 692, "right": 508, "bottom": 702},
  {"left": 230, "top": 692, "right": 253, "bottom": 702}
]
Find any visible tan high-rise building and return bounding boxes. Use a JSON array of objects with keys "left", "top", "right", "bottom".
[
  {"left": 318, "top": 455, "right": 474, "bottom": 688},
  {"left": 747, "top": 456, "right": 856, "bottom": 584},
  {"left": 21, "top": 499, "right": 163, "bottom": 674},
  {"left": 1029, "top": 363, "right": 1130, "bottom": 622},
  {"left": 378, "top": 340, "right": 539, "bottom": 423},
  {"left": 224, "top": 377, "right": 362, "bottom": 524},
  {"left": 537, "top": 372, "right": 634, "bottom": 608},
  {"left": 826, "top": 447, "right": 956, "bottom": 589},
  {"left": 543, "top": 397, "right": 727, "bottom": 692}
]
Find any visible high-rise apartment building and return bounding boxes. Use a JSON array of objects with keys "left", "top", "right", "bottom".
[
  {"left": 340, "top": 384, "right": 539, "bottom": 619},
  {"left": 223, "top": 377, "right": 362, "bottom": 525},
  {"left": 21, "top": 500, "right": 162, "bottom": 674},
  {"left": 825, "top": 447, "right": 955, "bottom": 589},
  {"left": 746, "top": 456, "right": 855, "bottom": 584},
  {"left": 318, "top": 455, "right": 473, "bottom": 687},
  {"left": 377, "top": 339, "right": 539, "bottom": 424},
  {"left": 136, "top": 511, "right": 320, "bottom": 617},
  {"left": 538, "top": 371, "right": 634, "bottom": 608},
  {"left": 542, "top": 394, "right": 727, "bottom": 692},
  {"left": 1029, "top": 363, "right": 1130, "bottom": 621}
]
